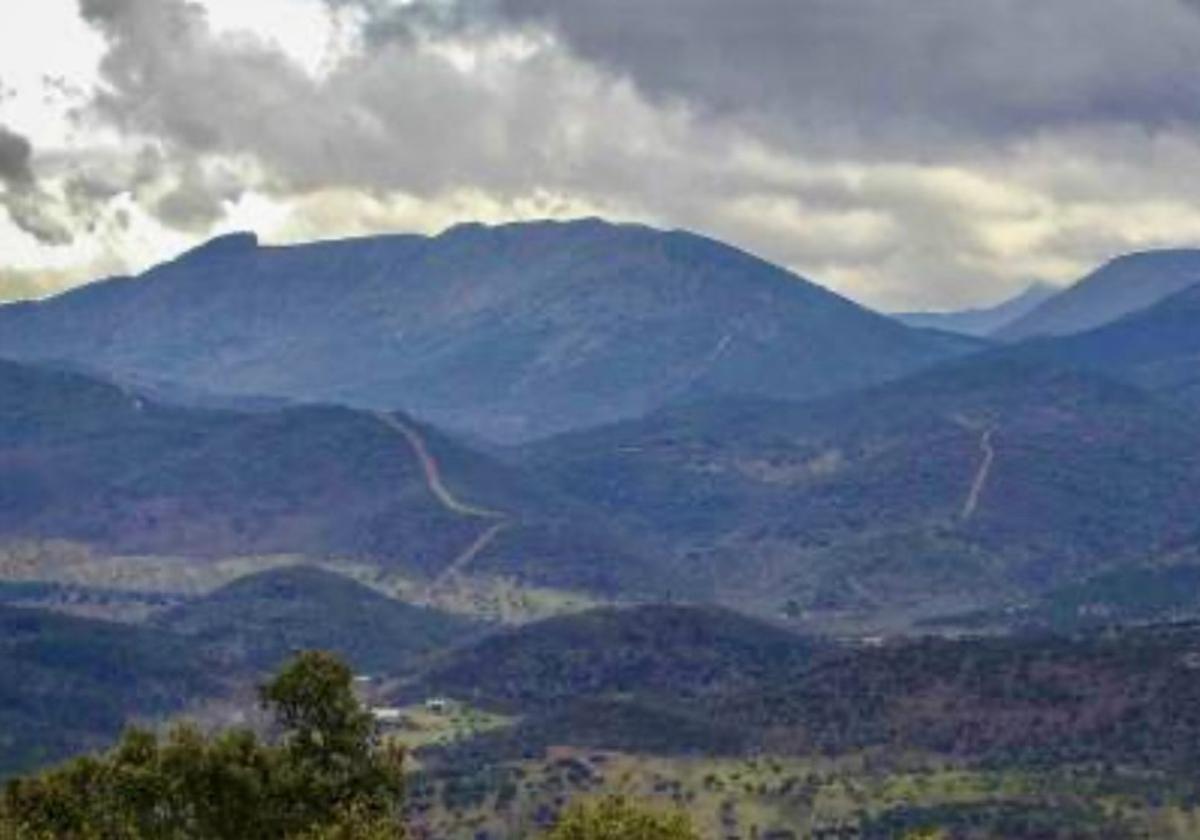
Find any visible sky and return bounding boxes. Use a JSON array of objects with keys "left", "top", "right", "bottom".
[{"left": 3, "top": 0, "right": 1200, "bottom": 310}]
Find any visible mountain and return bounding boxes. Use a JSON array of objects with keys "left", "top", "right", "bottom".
[
  {"left": 0, "top": 603, "right": 222, "bottom": 776},
  {"left": 0, "top": 358, "right": 652, "bottom": 602},
  {"left": 0, "top": 220, "right": 975, "bottom": 442},
  {"left": 156, "top": 565, "right": 479, "bottom": 673},
  {"left": 1014, "top": 281, "right": 1200, "bottom": 408},
  {"left": 518, "top": 356, "right": 1200, "bottom": 625},
  {"left": 396, "top": 603, "right": 826, "bottom": 759},
  {"left": 894, "top": 282, "right": 1057, "bottom": 336},
  {"left": 395, "top": 603, "right": 825, "bottom": 713},
  {"left": 996, "top": 249, "right": 1200, "bottom": 340}
]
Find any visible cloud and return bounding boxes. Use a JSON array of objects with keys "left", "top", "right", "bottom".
[
  {"left": 0, "top": 123, "right": 74, "bottom": 245},
  {"left": 0, "top": 124, "right": 35, "bottom": 187},
  {"left": 492, "top": 0, "right": 1200, "bottom": 155},
  {"left": 72, "top": 0, "right": 743, "bottom": 219},
  {"left": 0, "top": 266, "right": 86, "bottom": 300}
]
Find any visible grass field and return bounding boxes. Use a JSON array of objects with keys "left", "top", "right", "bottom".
[
  {"left": 382, "top": 701, "right": 516, "bottom": 756},
  {"left": 0, "top": 540, "right": 601, "bottom": 625},
  {"left": 406, "top": 749, "right": 1200, "bottom": 839}
]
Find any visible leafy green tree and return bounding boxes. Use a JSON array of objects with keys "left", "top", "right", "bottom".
[
  {"left": 542, "top": 795, "right": 699, "bottom": 840},
  {"left": 0, "top": 651, "right": 405, "bottom": 839},
  {"left": 261, "top": 651, "right": 404, "bottom": 833},
  {"left": 293, "top": 803, "right": 405, "bottom": 840}
]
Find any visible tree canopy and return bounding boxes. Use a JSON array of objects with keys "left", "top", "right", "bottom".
[
  {"left": 0, "top": 651, "right": 406, "bottom": 839},
  {"left": 541, "top": 795, "right": 699, "bottom": 840}
]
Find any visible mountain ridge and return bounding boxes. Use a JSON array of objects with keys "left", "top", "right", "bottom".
[
  {"left": 518, "top": 354, "right": 1200, "bottom": 625},
  {"left": 0, "top": 357, "right": 654, "bottom": 602},
  {"left": 1009, "top": 280, "right": 1200, "bottom": 407},
  {"left": 0, "top": 218, "right": 975, "bottom": 442},
  {"left": 894, "top": 282, "right": 1057, "bottom": 336},
  {"left": 996, "top": 248, "right": 1200, "bottom": 340}
]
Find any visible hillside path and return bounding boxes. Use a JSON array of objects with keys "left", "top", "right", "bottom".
[
  {"left": 372, "top": 411, "right": 510, "bottom": 591},
  {"left": 961, "top": 427, "right": 996, "bottom": 521},
  {"left": 373, "top": 411, "right": 506, "bottom": 520},
  {"left": 429, "top": 522, "right": 510, "bottom": 591}
]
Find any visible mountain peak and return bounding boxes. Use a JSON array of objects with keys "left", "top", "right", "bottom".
[
  {"left": 0, "top": 219, "right": 970, "bottom": 442},
  {"left": 996, "top": 247, "right": 1200, "bottom": 341},
  {"left": 1105, "top": 247, "right": 1200, "bottom": 266},
  {"left": 434, "top": 216, "right": 648, "bottom": 243},
  {"left": 174, "top": 231, "right": 260, "bottom": 263}
]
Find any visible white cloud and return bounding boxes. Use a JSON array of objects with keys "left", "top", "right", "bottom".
[
  {"left": 0, "top": 0, "right": 105, "bottom": 148},
  {"left": 3, "top": 0, "right": 1200, "bottom": 311}
]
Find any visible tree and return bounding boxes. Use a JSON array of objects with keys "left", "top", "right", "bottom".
[
  {"left": 542, "top": 796, "right": 699, "bottom": 840},
  {"left": 1, "top": 651, "right": 406, "bottom": 839},
  {"left": 261, "top": 651, "right": 405, "bottom": 833}
]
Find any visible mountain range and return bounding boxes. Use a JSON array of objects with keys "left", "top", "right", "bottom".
[
  {"left": 894, "top": 282, "right": 1057, "bottom": 336},
  {"left": 517, "top": 355, "right": 1200, "bottom": 622},
  {"left": 995, "top": 248, "right": 1200, "bottom": 340},
  {"left": 5, "top": 218, "right": 1200, "bottom": 834},
  {"left": 3, "top": 220, "right": 1200, "bottom": 629},
  {"left": 0, "top": 220, "right": 975, "bottom": 443},
  {"left": 1011, "top": 281, "right": 1200, "bottom": 408}
]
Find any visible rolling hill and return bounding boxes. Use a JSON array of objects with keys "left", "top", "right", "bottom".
[
  {"left": 0, "top": 358, "right": 653, "bottom": 601},
  {"left": 0, "top": 220, "right": 974, "bottom": 442},
  {"left": 407, "top": 606, "right": 1200, "bottom": 778},
  {"left": 395, "top": 603, "right": 825, "bottom": 713},
  {"left": 155, "top": 565, "right": 480, "bottom": 673},
  {"left": 733, "top": 622, "right": 1200, "bottom": 771},
  {"left": 996, "top": 249, "right": 1200, "bottom": 340},
  {"left": 934, "top": 563, "right": 1200, "bottom": 633},
  {"left": 518, "top": 356, "right": 1200, "bottom": 624},
  {"left": 0, "top": 603, "right": 223, "bottom": 776},
  {"left": 396, "top": 603, "right": 827, "bottom": 761}
]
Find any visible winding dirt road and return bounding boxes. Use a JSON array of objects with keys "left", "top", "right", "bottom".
[
  {"left": 961, "top": 426, "right": 996, "bottom": 521},
  {"left": 372, "top": 411, "right": 509, "bottom": 589},
  {"left": 373, "top": 412, "right": 506, "bottom": 519}
]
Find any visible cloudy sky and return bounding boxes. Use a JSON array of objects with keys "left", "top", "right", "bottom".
[{"left": 4, "top": 0, "right": 1200, "bottom": 310}]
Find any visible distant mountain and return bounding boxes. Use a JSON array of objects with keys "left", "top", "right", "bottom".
[
  {"left": 996, "top": 249, "right": 1200, "bottom": 340},
  {"left": 0, "top": 220, "right": 975, "bottom": 442},
  {"left": 0, "top": 358, "right": 652, "bottom": 600},
  {"left": 1015, "top": 282, "right": 1200, "bottom": 408},
  {"left": 156, "top": 565, "right": 479, "bottom": 673},
  {"left": 519, "top": 356, "right": 1200, "bottom": 624},
  {"left": 0, "top": 603, "right": 222, "bottom": 776},
  {"left": 894, "top": 282, "right": 1057, "bottom": 336}
]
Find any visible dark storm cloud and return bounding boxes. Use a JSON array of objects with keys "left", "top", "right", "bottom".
[
  {"left": 0, "top": 124, "right": 35, "bottom": 188},
  {"left": 71, "top": 0, "right": 685, "bottom": 200},
  {"left": 492, "top": 0, "right": 1200, "bottom": 153},
  {"left": 0, "top": 123, "right": 73, "bottom": 245}
]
